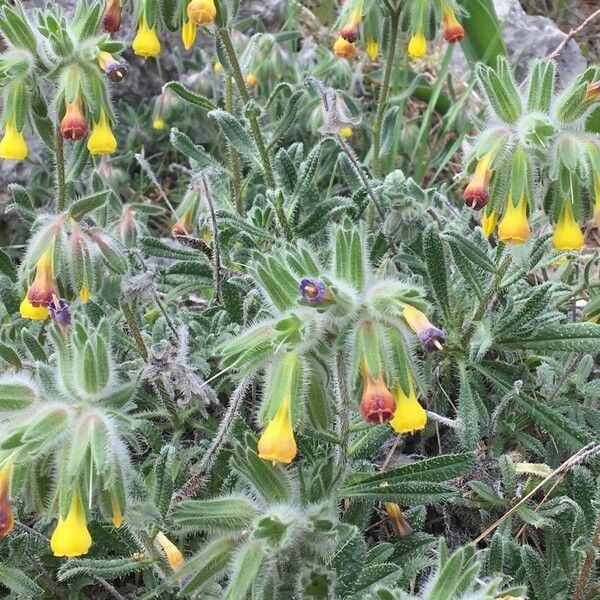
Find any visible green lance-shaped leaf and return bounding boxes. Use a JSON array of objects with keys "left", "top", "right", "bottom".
[
  {"left": 0, "top": 564, "right": 43, "bottom": 599},
  {"left": 337, "top": 480, "right": 459, "bottom": 505},
  {"left": 21, "top": 330, "right": 47, "bottom": 362},
  {"left": 476, "top": 59, "right": 521, "bottom": 124},
  {"left": 231, "top": 433, "right": 292, "bottom": 503},
  {"left": 459, "top": 0, "right": 506, "bottom": 67},
  {"left": 306, "top": 364, "right": 331, "bottom": 431},
  {"left": 178, "top": 537, "right": 236, "bottom": 596},
  {"left": 428, "top": 543, "right": 480, "bottom": 600},
  {"left": 422, "top": 224, "right": 450, "bottom": 320},
  {"left": 268, "top": 89, "right": 305, "bottom": 150},
  {"left": 0, "top": 249, "right": 17, "bottom": 282},
  {"left": 0, "top": 376, "right": 37, "bottom": 410},
  {"left": 352, "top": 320, "right": 385, "bottom": 381},
  {"left": 170, "top": 128, "right": 222, "bottom": 170},
  {"left": 0, "top": 6, "right": 37, "bottom": 52},
  {"left": 58, "top": 557, "right": 154, "bottom": 582},
  {"left": 443, "top": 230, "right": 497, "bottom": 274},
  {"left": 172, "top": 497, "right": 256, "bottom": 533},
  {"left": 252, "top": 252, "right": 299, "bottom": 311},
  {"left": 209, "top": 109, "right": 262, "bottom": 169},
  {"left": 0, "top": 343, "right": 21, "bottom": 370},
  {"left": 163, "top": 81, "right": 217, "bottom": 112},
  {"left": 475, "top": 362, "right": 594, "bottom": 451},
  {"left": 69, "top": 190, "right": 111, "bottom": 221},
  {"left": 497, "top": 323, "right": 600, "bottom": 353},
  {"left": 86, "top": 229, "right": 128, "bottom": 274},
  {"left": 352, "top": 563, "right": 403, "bottom": 596},
  {"left": 521, "top": 545, "right": 550, "bottom": 600},
  {"left": 153, "top": 444, "right": 175, "bottom": 518},
  {"left": 224, "top": 540, "right": 266, "bottom": 600},
  {"left": 527, "top": 59, "right": 555, "bottom": 113},
  {"left": 457, "top": 363, "right": 479, "bottom": 451}
]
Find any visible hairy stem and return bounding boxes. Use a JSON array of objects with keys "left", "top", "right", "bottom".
[
  {"left": 225, "top": 75, "right": 244, "bottom": 214},
  {"left": 218, "top": 28, "right": 275, "bottom": 189},
  {"left": 572, "top": 509, "right": 600, "bottom": 600},
  {"left": 372, "top": 9, "right": 400, "bottom": 178},
  {"left": 55, "top": 126, "right": 66, "bottom": 212}
]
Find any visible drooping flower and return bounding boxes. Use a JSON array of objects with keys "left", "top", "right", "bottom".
[
  {"left": 60, "top": 95, "right": 88, "bottom": 141},
  {"left": 481, "top": 209, "right": 498, "bottom": 238},
  {"left": 79, "top": 283, "right": 90, "bottom": 304},
  {"left": 389, "top": 384, "right": 427, "bottom": 434},
  {"left": 246, "top": 73, "right": 258, "bottom": 87},
  {"left": 155, "top": 531, "right": 185, "bottom": 572},
  {"left": 384, "top": 502, "right": 412, "bottom": 537},
  {"left": 20, "top": 298, "right": 49, "bottom": 320},
  {"left": 97, "top": 51, "right": 128, "bottom": 82},
  {"left": 299, "top": 278, "right": 334, "bottom": 305},
  {"left": 464, "top": 153, "right": 493, "bottom": 210},
  {"left": 50, "top": 488, "right": 92, "bottom": 558},
  {"left": 88, "top": 109, "right": 117, "bottom": 155},
  {"left": 408, "top": 30, "right": 427, "bottom": 59},
  {"left": 25, "top": 248, "right": 55, "bottom": 309},
  {"left": 552, "top": 200, "right": 584, "bottom": 251},
  {"left": 171, "top": 208, "right": 193, "bottom": 237},
  {"left": 340, "top": 125, "right": 353, "bottom": 139},
  {"left": 153, "top": 116, "right": 167, "bottom": 131},
  {"left": 111, "top": 495, "right": 123, "bottom": 528},
  {"left": 340, "top": 7, "right": 362, "bottom": 43},
  {"left": 214, "top": 61, "right": 223, "bottom": 74},
  {"left": 49, "top": 297, "right": 71, "bottom": 328},
  {"left": 181, "top": 18, "right": 197, "bottom": 50},
  {"left": 132, "top": 14, "right": 161, "bottom": 58},
  {"left": 0, "top": 461, "right": 14, "bottom": 538},
  {"left": 585, "top": 82, "right": 600, "bottom": 103},
  {"left": 498, "top": 195, "right": 529, "bottom": 245},
  {"left": 359, "top": 371, "right": 396, "bottom": 424},
  {"left": 441, "top": 4, "right": 464, "bottom": 43},
  {"left": 402, "top": 304, "right": 446, "bottom": 352},
  {"left": 333, "top": 36, "right": 357, "bottom": 59},
  {"left": 187, "top": 0, "right": 217, "bottom": 26},
  {"left": 0, "top": 117, "right": 27, "bottom": 161},
  {"left": 366, "top": 38, "right": 378, "bottom": 61},
  {"left": 257, "top": 398, "right": 297, "bottom": 464},
  {"left": 103, "top": 0, "right": 122, "bottom": 33}
]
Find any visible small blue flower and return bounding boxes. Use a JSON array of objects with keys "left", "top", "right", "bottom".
[
  {"left": 299, "top": 278, "right": 327, "bottom": 304},
  {"left": 49, "top": 298, "right": 72, "bottom": 328}
]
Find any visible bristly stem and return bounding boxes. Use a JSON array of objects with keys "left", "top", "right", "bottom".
[
  {"left": 372, "top": 7, "right": 401, "bottom": 179},
  {"left": 571, "top": 508, "right": 600, "bottom": 600},
  {"left": 55, "top": 126, "right": 66, "bottom": 212},
  {"left": 218, "top": 28, "right": 275, "bottom": 189},
  {"left": 225, "top": 75, "right": 244, "bottom": 215}
]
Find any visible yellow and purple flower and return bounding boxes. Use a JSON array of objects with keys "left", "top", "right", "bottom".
[
  {"left": 402, "top": 304, "right": 446, "bottom": 352},
  {"left": 359, "top": 371, "right": 396, "bottom": 424},
  {"left": 464, "top": 153, "right": 493, "bottom": 210}
]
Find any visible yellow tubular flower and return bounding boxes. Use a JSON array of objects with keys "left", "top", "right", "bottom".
[
  {"left": 182, "top": 18, "right": 197, "bottom": 50},
  {"left": 333, "top": 36, "right": 357, "bottom": 59},
  {"left": 153, "top": 116, "right": 166, "bottom": 131},
  {"left": 132, "top": 15, "right": 161, "bottom": 58},
  {"left": 594, "top": 176, "right": 600, "bottom": 227},
  {"left": 390, "top": 385, "right": 427, "bottom": 434},
  {"left": 79, "top": 284, "right": 90, "bottom": 304},
  {"left": 552, "top": 200, "right": 584, "bottom": 251},
  {"left": 20, "top": 298, "right": 49, "bottom": 320},
  {"left": 366, "top": 39, "right": 378, "bottom": 61},
  {"left": 384, "top": 502, "right": 412, "bottom": 537},
  {"left": 88, "top": 109, "right": 117, "bottom": 155},
  {"left": 481, "top": 209, "right": 498, "bottom": 238},
  {"left": 498, "top": 196, "right": 529, "bottom": 245},
  {"left": 0, "top": 117, "right": 28, "bottom": 161},
  {"left": 187, "top": 0, "right": 217, "bottom": 26},
  {"left": 257, "top": 398, "right": 297, "bottom": 464},
  {"left": 155, "top": 531, "right": 185, "bottom": 572},
  {"left": 340, "top": 125, "right": 353, "bottom": 139},
  {"left": 111, "top": 496, "right": 123, "bottom": 528},
  {"left": 50, "top": 489, "right": 92, "bottom": 558},
  {"left": 214, "top": 61, "right": 223, "bottom": 74},
  {"left": 246, "top": 73, "right": 258, "bottom": 87},
  {"left": 408, "top": 30, "right": 427, "bottom": 59}
]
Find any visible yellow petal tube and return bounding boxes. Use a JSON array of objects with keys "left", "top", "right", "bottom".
[
  {"left": 88, "top": 109, "right": 117, "bottom": 155},
  {"left": 20, "top": 297, "right": 49, "bottom": 320},
  {"left": 246, "top": 73, "right": 258, "bottom": 87},
  {"left": 389, "top": 385, "right": 427, "bottom": 434},
  {"left": 153, "top": 116, "right": 166, "bottom": 130},
  {"left": 155, "top": 531, "right": 185, "bottom": 572},
  {"left": 481, "top": 209, "right": 498, "bottom": 238},
  {"left": 0, "top": 117, "right": 28, "bottom": 161},
  {"left": 187, "top": 0, "right": 217, "bottom": 26},
  {"left": 257, "top": 399, "right": 297, "bottom": 464},
  {"left": 111, "top": 495, "right": 123, "bottom": 528},
  {"left": 408, "top": 31, "right": 427, "bottom": 59},
  {"left": 340, "top": 126, "right": 353, "bottom": 139},
  {"left": 498, "top": 196, "right": 529, "bottom": 245},
  {"left": 333, "top": 36, "right": 357, "bottom": 59},
  {"left": 79, "top": 284, "right": 90, "bottom": 304},
  {"left": 366, "top": 39, "right": 378, "bottom": 61},
  {"left": 552, "top": 200, "right": 584, "bottom": 251},
  {"left": 132, "top": 15, "right": 161, "bottom": 58},
  {"left": 50, "top": 489, "right": 92, "bottom": 558},
  {"left": 182, "top": 18, "right": 197, "bottom": 50}
]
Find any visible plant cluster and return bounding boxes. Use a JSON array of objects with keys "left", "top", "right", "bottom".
[{"left": 0, "top": 0, "right": 598, "bottom": 599}]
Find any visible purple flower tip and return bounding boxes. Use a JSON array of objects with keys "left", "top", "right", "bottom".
[
  {"left": 106, "top": 62, "right": 128, "bottom": 82},
  {"left": 299, "top": 278, "right": 327, "bottom": 304},
  {"left": 49, "top": 298, "right": 72, "bottom": 328},
  {"left": 418, "top": 326, "right": 446, "bottom": 352}
]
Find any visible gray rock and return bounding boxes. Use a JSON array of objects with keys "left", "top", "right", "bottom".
[{"left": 493, "top": 0, "right": 586, "bottom": 85}]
